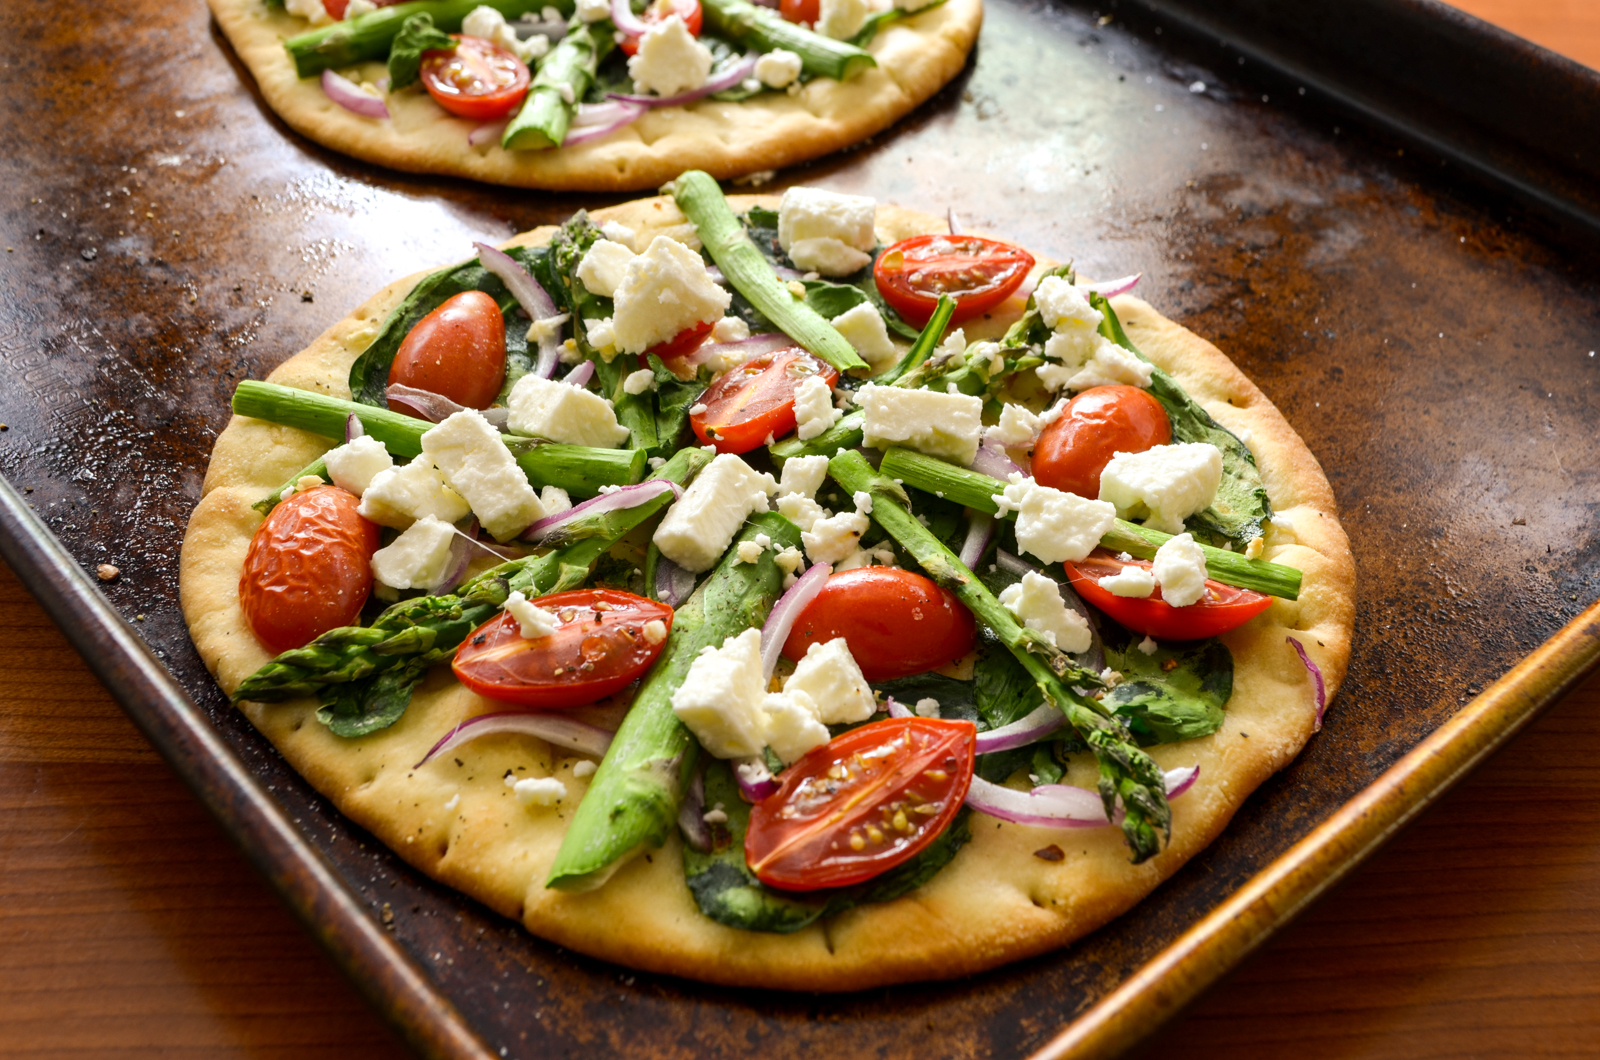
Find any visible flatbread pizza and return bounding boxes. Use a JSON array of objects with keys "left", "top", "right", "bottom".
[
  {"left": 209, "top": 0, "right": 981, "bottom": 190},
  {"left": 179, "top": 177, "right": 1354, "bottom": 990}
]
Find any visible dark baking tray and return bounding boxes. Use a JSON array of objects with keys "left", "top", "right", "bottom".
[{"left": 3, "top": 0, "right": 1599, "bottom": 1056}]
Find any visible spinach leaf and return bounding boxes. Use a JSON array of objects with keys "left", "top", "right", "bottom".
[
  {"left": 348, "top": 244, "right": 545, "bottom": 407},
  {"left": 649, "top": 354, "right": 709, "bottom": 457},
  {"left": 1102, "top": 630, "right": 1232, "bottom": 745},
  {"left": 683, "top": 759, "right": 972, "bottom": 933},
  {"left": 387, "top": 14, "right": 456, "bottom": 90},
  {"left": 315, "top": 659, "right": 428, "bottom": 738},
  {"left": 1094, "top": 294, "right": 1271, "bottom": 548},
  {"left": 872, "top": 672, "right": 981, "bottom": 727}
]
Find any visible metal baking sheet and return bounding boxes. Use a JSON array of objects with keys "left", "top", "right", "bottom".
[{"left": 2, "top": 0, "right": 1598, "bottom": 1056}]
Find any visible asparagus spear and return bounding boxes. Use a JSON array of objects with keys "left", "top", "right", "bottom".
[
  {"left": 875, "top": 447, "right": 1303, "bottom": 600},
  {"left": 233, "top": 447, "right": 712, "bottom": 714},
  {"left": 546, "top": 511, "right": 801, "bottom": 891},
  {"left": 502, "top": 19, "right": 611, "bottom": 151},
  {"left": 233, "top": 380, "right": 646, "bottom": 499},
  {"left": 828, "top": 450, "right": 1171, "bottom": 862},
  {"left": 284, "top": 0, "right": 566, "bottom": 78},
  {"left": 699, "top": 0, "right": 875, "bottom": 80},
  {"left": 672, "top": 171, "right": 867, "bottom": 374},
  {"left": 254, "top": 456, "right": 330, "bottom": 515}
]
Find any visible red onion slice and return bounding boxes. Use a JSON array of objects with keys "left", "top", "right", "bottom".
[
  {"left": 564, "top": 361, "right": 596, "bottom": 388},
  {"left": 344, "top": 412, "right": 365, "bottom": 443},
  {"left": 610, "top": 0, "right": 651, "bottom": 36},
  {"left": 385, "top": 383, "right": 470, "bottom": 423},
  {"left": 1287, "top": 636, "right": 1327, "bottom": 731},
  {"left": 974, "top": 703, "right": 1064, "bottom": 754},
  {"left": 677, "top": 767, "right": 712, "bottom": 852},
  {"left": 428, "top": 518, "right": 479, "bottom": 595},
  {"left": 415, "top": 711, "right": 615, "bottom": 768},
  {"left": 469, "top": 119, "right": 507, "bottom": 146},
  {"left": 885, "top": 696, "right": 912, "bottom": 719},
  {"left": 683, "top": 331, "right": 796, "bottom": 370},
  {"left": 705, "top": 264, "right": 726, "bottom": 285},
  {"left": 1078, "top": 273, "right": 1143, "bottom": 298},
  {"left": 321, "top": 69, "right": 390, "bottom": 119},
  {"left": 969, "top": 440, "right": 1026, "bottom": 481},
  {"left": 563, "top": 102, "right": 647, "bottom": 145},
  {"left": 947, "top": 208, "right": 963, "bottom": 236},
  {"left": 958, "top": 510, "right": 993, "bottom": 569},
  {"left": 759, "top": 561, "right": 830, "bottom": 681},
  {"left": 965, "top": 764, "right": 1199, "bottom": 828},
  {"left": 474, "top": 242, "right": 561, "bottom": 376},
  {"left": 653, "top": 555, "right": 697, "bottom": 608},
  {"left": 1164, "top": 764, "right": 1200, "bottom": 799},
  {"left": 520, "top": 479, "right": 682, "bottom": 543},
  {"left": 735, "top": 757, "right": 780, "bottom": 802},
  {"left": 607, "top": 53, "right": 759, "bottom": 107}
]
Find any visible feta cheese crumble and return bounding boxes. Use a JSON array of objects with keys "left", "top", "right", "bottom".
[
  {"left": 985, "top": 403, "right": 1046, "bottom": 449},
  {"left": 462, "top": 5, "right": 546, "bottom": 63},
  {"left": 785, "top": 637, "right": 876, "bottom": 723},
  {"left": 670, "top": 628, "right": 768, "bottom": 759},
  {"left": 653, "top": 454, "right": 778, "bottom": 572},
  {"left": 777, "top": 187, "right": 876, "bottom": 277},
  {"left": 358, "top": 457, "right": 471, "bottom": 530},
  {"left": 736, "top": 539, "right": 767, "bottom": 564},
  {"left": 642, "top": 618, "right": 668, "bottom": 645},
  {"left": 323, "top": 435, "right": 393, "bottom": 497},
  {"left": 829, "top": 302, "right": 898, "bottom": 373},
  {"left": 627, "top": 16, "right": 714, "bottom": 98},
  {"left": 420, "top": 409, "right": 544, "bottom": 541},
  {"left": 1137, "top": 635, "right": 1159, "bottom": 655},
  {"left": 913, "top": 697, "right": 941, "bottom": 718},
  {"left": 1098, "top": 564, "right": 1156, "bottom": 598},
  {"left": 999, "top": 571, "right": 1092, "bottom": 653},
  {"left": 1151, "top": 532, "right": 1209, "bottom": 607},
  {"left": 572, "top": 759, "right": 598, "bottom": 778},
  {"left": 777, "top": 454, "right": 829, "bottom": 499},
  {"left": 711, "top": 315, "right": 750, "bottom": 343},
  {"left": 575, "top": 238, "right": 636, "bottom": 298},
  {"left": 599, "top": 220, "right": 638, "bottom": 250},
  {"left": 792, "top": 375, "right": 841, "bottom": 440},
  {"left": 611, "top": 235, "right": 731, "bottom": 354},
  {"left": 539, "top": 484, "right": 572, "bottom": 516},
  {"left": 817, "top": 0, "right": 870, "bottom": 40},
  {"left": 993, "top": 478, "right": 1116, "bottom": 564},
  {"left": 858, "top": 383, "right": 984, "bottom": 465},
  {"left": 760, "top": 690, "right": 830, "bottom": 764},
  {"left": 801, "top": 508, "right": 869, "bottom": 564},
  {"left": 514, "top": 776, "right": 567, "bottom": 807},
  {"left": 370, "top": 515, "right": 457, "bottom": 592},
  {"left": 754, "top": 48, "right": 803, "bottom": 89},
  {"left": 507, "top": 375, "right": 631, "bottom": 448},
  {"left": 1098, "top": 442, "right": 1224, "bottom": 535},
  {"left": 504, "top": 590, "right": 560, "bottom": 638},
  {"left": 575, "top": 0, "right": 610, "bottom": 20},
  {"left": 1031, "top": 275, "right": 1155, "bottom": 392},
  {"left": 622, "top": 367, "right": 656, "bottom": 395}
]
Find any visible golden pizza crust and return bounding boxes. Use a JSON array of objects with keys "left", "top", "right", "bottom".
[
  {"left": 179, "top": 195, "right": 1355, "bottom": 991},
  {"left": 208, "top": 0, "right": 982, "bottom": 190}
]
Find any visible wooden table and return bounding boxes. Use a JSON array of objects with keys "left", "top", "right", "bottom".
[{"left": 3, "top": 2, "right": 1599, "bottom": 1057}]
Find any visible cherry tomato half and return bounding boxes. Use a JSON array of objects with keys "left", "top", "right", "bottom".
[
  {"left": 778, "top": 0, "right": 820, "bottom": 23},
  {"left": 873, "top": 234, "right": 1036, "bottom": 327},
  {"left": 388, "top": 290, "right": 507, "bottom": 412},
  {"left": 420, "top": 36, "right": 530, "bottom": 121},
  {"left": 782, "top": 568, "right": 976, "bottom": 682},
  {"left": 1063, "top": 550, "right": 1273, "bottom": 641},
  {"left": 1032, "top": 385, "right": 1171, "bottom": 499},
  {"left": 690, "top": 346, "right": 838, "bottom": 454},
  {"left": 650, "top": 318, "right": 717, "bottom": 365},
  {"left": 452, "top": 589, "right": 674, "bottom": 709},
  {"left": 618, "top": 0, "right": 704, "bottom": 55},
  {"left": 746, "top": 717, "right": 976, "bottom": 891},
  {"left": 240, "top": 486, "right": 380, "bottom": 655}
]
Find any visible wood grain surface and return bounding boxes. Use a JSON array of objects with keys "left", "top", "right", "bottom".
[{"left": 2, "top": 2, "right": 1598, "bottom": 1058}]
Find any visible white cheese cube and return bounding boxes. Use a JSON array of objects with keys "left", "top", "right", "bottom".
[
  {"left": 599, "top": 220, "right": 638, "bottom": 251},
  {"left": 539, "top": 485, "right": 571, "bottom": 516},
  {"left": 830, "top": 302, "right": 898, "bottom": 373},
  {"left": 760, "top": 690, "right": 830, "bottom": 764},
  {"left": 626, "top": 15, "right": 713, "bottom": 98},
  {"left": 994, "top": 478, "right": 1116, "bottom": 564},
  {"left": 1098, "top": 442, "right": 1224, "bottom": 535},
  {"left": 754, "top": 48, "right": 803, "bottom": 89},
  {"left": 652, "top": 454, "right": 778, "bottom": 572},
  {"left": 1152, "top": 532, "right": 1210, "bottom": 607},
  {"left": 622, "top": 368, "right": 656, "bottom": 395},
  {"left": 858, "top": 383, "right": 984, "bottom": 465},
  {"left": 671, "top": 628, "right": 767, "bottom": 759},
  {"left": 504, "top": 589, "right": 560, "bottom": 638},
  {"left": 816, "top": 0, "right": 870, "bottom": 39},
  {"left": 370, "top": 515, "right": 458, "bottom": 591},
  {"left": 711, "top": 315, "right": 749, "bottom": 343},
  {"left": 786, "top": 238, "right": 871, "bottom": 277},
  {"left": 514, "top": 776, "right": 568, "bottom": 807},
  {"left": 778, "top": 454, "right": 830, "bottom": 499},
  {"left": 358, "top": 457, "right": 470, "bottom": 529},
  {"left": 777, "top": 187, "right": 876, "bottom": 259},
  {"left": 507, "top": 375, "right": 630, "bottom": 448},
  {"left": 461, "top": 5, "right": 537, "bottom": 61},
  {"left": 801, "top": 509, "right": 868, "bottom": 564},
  {"left": 1098, "top": 564, "right": 1156, "bottom": 598},
  {"left": 783, "top": 637, "right": 875, "bottom": 724},
  {"left": 1033, "top": 275, "right": 1103, "bottom": 332},
  {"left": 611, "top": 235, "right": 731, "bottom": 355},
  {"left": 420, "top": 409, "right": 544, "bottom": 541},
  {"left": 776, "top": 493, "right": 829, "bottom": 534},
  {"left": 323, "top": 435, "right": 393, "bottom": 497},
  {"left": 998, "top": 571, "right": 1092, "bottom": 653},
  {"left": 576, "top": 238, "right": 637, "bottom": 298},
  {"left": 1037, "top": 342, "right": 1155, "bottom": 392},
  {"left": 985, "top": 403, "right": 1045, "bottom": 449},
  {"left": 792, "top": 375, "right": 841, "bottom": 441}
]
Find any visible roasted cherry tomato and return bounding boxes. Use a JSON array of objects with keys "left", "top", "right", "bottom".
[
  {"left": 239, "top": 486, "right": 380, "bottom": 655},
  {"left": 650, "top": 318, "right": 717, "bottom": 364},
  {"left": 1032, "top": 385, "right": 1171, "bottom": 499},
  {"left": 618, "top": 0, "right": 704, "bottom": 55},
  {"left": 1063, "top": 550, "right": 1273, "bottom": 640},
  {"left": 420, "top": 36, "right": 530, "bottom": 121},
  {"left": 778, "top": 0, "right": 820, "bottom": 23},
  {"left": 388, "top": 290, "right": 507, "bottom": 412},
  {"left": 690, "top": 346, "right": 839, "bottom": 454},
  {"left": 873, "top": 234, "right": 1036, "bottom": 327},
  {"left": 782, "top": 567, "right": 975, "bottom": 681},
  {"left": 451, "top": 589, "right": 674, "bottom": 708},
  {"left": 746, "top": 717, "right": 976, "bottom": 890}
]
